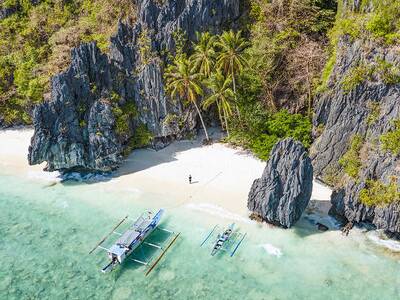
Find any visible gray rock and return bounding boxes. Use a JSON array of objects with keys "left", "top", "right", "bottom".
[
  {"left": 248, "top": 138, "right": 313, "bottom": 228},
  {"left": 108, "top": 0, "right": 241, "bottom": 141},
  {"left": 28, "top": 43, "right": 121, "bottom": 172},
  {"left": 316, "top": 222, "right": 329, "bottom": 231},
  {"left": 311, "top": 23, "right": 400, "bottom": 234},
  {"left": 28, "top": 0, "right": 242, "bottom": 172},
  {"left": 0, "top": 6, "right": 16, "bottom": 20}
]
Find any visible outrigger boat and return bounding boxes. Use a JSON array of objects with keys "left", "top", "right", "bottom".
[
  {"left": 201, "top": 223, "right": 247, "bottom": 257},
  {"left": 211, "top": 224, "right": 234, "bottom": 256},
  {"left": 89, "top": 209, "right": 179, "bottom": 274}
]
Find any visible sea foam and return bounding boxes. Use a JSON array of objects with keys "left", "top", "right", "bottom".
[
  {"left": 260, "top": 243, "right": 283, "bottom": 257},
  {"left": 367, "top": 230, "right": 400, "bottom": 252},
  {"left": 185, "top": 202, "right": 253, "bottom": 224}
]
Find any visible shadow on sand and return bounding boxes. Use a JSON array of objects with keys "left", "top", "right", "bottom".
[
  {"left": 53, "top": 128, "right": 222, "bottom": 188},
  {"left": 56, "top": 128, "right": 224, "bottom": 186},
  {"left": 115, "top": 128, "right": 223, "bottom": 177}
]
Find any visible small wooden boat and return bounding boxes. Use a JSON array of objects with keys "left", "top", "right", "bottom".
[
  {"left": 211, "top": 224, "right": 234, "bottom": 256},
  {"left": 201, "top": 223, "right": 247, "bottom": 257}
]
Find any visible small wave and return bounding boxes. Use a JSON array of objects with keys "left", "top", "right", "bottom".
[
  {"left": 260, "top": 243, "right": 283, "bottom": 257},
  {"left": 185, "top": 202, "right": 253, "bottom": 224},
  {"left": 27, "top": 170, "right": 62, "bottom": 183},
  {"left": 367, "top": 230, "right": 400, "bottom": 252}
]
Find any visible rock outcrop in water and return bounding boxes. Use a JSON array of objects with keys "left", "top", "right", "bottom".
[
  {"left": 28, "top": 0, "right": 241, "bottom": 172},
  {"left": 311, "top": 1, "right": 400, "bottom": 235},
  {"left": 248, "top": 138, "right": 313, "bottom": 228}
]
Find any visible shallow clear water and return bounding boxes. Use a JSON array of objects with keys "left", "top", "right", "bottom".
[{"left": 0, "top": 173, "right": 399, "bottom": 300}]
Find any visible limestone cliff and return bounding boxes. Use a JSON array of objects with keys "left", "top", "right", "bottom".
[
  {"left": 28, "top": 0, "right": 241, "bottom": 172},
  {"left": 311, "top": 0, "right": 400, "bottom": 235}
]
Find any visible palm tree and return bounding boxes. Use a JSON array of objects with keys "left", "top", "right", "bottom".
[
  {"left": 203, "top": 72, "right": 234, "bottom": 136},
  {"left": 215, "top": 30, "right": 250, "bottom": 96},
  {"left": 191, "top": 32, "right": 216, "bottom": 77},
  {"left": 164, "top": 56, "right": 210, "bottom": 141}
]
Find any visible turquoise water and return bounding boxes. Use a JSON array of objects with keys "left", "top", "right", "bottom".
[{"left": 0, "top": 173, "right": 399, "bottom": 300}]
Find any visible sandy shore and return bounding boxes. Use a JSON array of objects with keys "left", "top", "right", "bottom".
[
  {"left": 0, "top": 128, "right": 332, "bottom": 219},
  {"left": 0, "top": 129, "right": 45, "bottom": 173}
]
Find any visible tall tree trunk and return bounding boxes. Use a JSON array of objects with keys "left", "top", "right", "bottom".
[
  {"left": 217, "top": 102, "right": 224, "bottom": 132},
  {"left": 224, "top": 109, "right": 230, "bottom": 137},
  {"left": 193, "top": 100, "right": 210, "bottom": 141},
  {"left": 231, "top": 66, "right": 242, "bottom": 121}
]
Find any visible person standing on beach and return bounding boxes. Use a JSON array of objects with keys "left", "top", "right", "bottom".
[{"left": 189, "top": 175, "right": 192, "bottom": 184}]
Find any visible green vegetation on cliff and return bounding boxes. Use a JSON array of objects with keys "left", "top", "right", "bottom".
[
  {"left": 363, "top": 0, "right": 400, "bottom": 44},
  {"left": 338, "top": 134, "right": 363, "bottom": 178},
  {"left": 248, "top": 0, "right": 337, "bottom": 115},
  {"left": 318, "top": 0, "right": 400, "bottom": 91},
  {"left": 380, "top": 119, "right": 400, "bottom": 156},
  {"left": 360, "top": 178, "right": 400, "bottom": 206},
  {"left": 0, "top": 0, "right": 135, "bottom": 126}
]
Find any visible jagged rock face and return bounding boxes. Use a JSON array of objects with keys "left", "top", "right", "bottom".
[
  {"left": 29, "top": 0, "right": 241, "bottom": 172},
  {"left": 28, "top": 43, "right": 121, "bottom": 171},
  {"left": 109, "top": 0, "right": 241, "bottom": 139},
  {"left": 248, "top": 138, "right": 313, "bottom": 228},
  {"left": 311, "top": 37, "right": 400, "bottom": 177},
  {"left": 136, "top": 0, "right": 241, "bottom": 53},
  {"left": 311, "top": 23, "right": 400, "bottom": 232}
]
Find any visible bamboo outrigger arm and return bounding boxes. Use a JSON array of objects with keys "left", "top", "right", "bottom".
[
  {"left": 88, "top": 215, "right": 129, "bottom": 254},
  {"left": 145, "top": 232, "right": 180, "bottom": 276}
]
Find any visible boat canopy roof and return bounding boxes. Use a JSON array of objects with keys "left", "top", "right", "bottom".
[
  {"left": 116, "top": 230, "right": 140, "bottom": 247},
  {"left": 109, "top": 244, "right": 125, "bottom": 257}
]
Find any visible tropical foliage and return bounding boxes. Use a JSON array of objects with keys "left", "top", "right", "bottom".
[
  {"left": 215, "top": 30, "right": 250, "bottom": 97},
  {"left": 249, "top": 0, "right": 337, "bottom": 112},
  {"left": 163, "top": 27, "right": 313, "bottom": 159},
  {"left": 191, "top": 32, "right": 216, "bottom": 77},
  {"left": 228, "top": 110, "right": 312, "bottom": 160},
  {"left": 338, "top": 135, "right": 363, "bottom": 179},
  {"left": 360, "top": 178, "right": 400, "bottom": 206},
  {"left": 202, "top": 72, "right": 234, "bottom": 135},
  {"left": 164, "top": 55, "right": 209, "bottom": 141},
  {"left": 380, "top": 120, "right": 400, "bottom": 156},
  {"left": 165, "top": 30, "right": 249, "bottom": 141},
  {"left": 0, "top": 0, "right": 135, "bottom": 125}
]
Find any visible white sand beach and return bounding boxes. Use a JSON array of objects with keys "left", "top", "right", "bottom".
[{"left": 0, "top": 128, "right": 332, "bottom": 219}]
